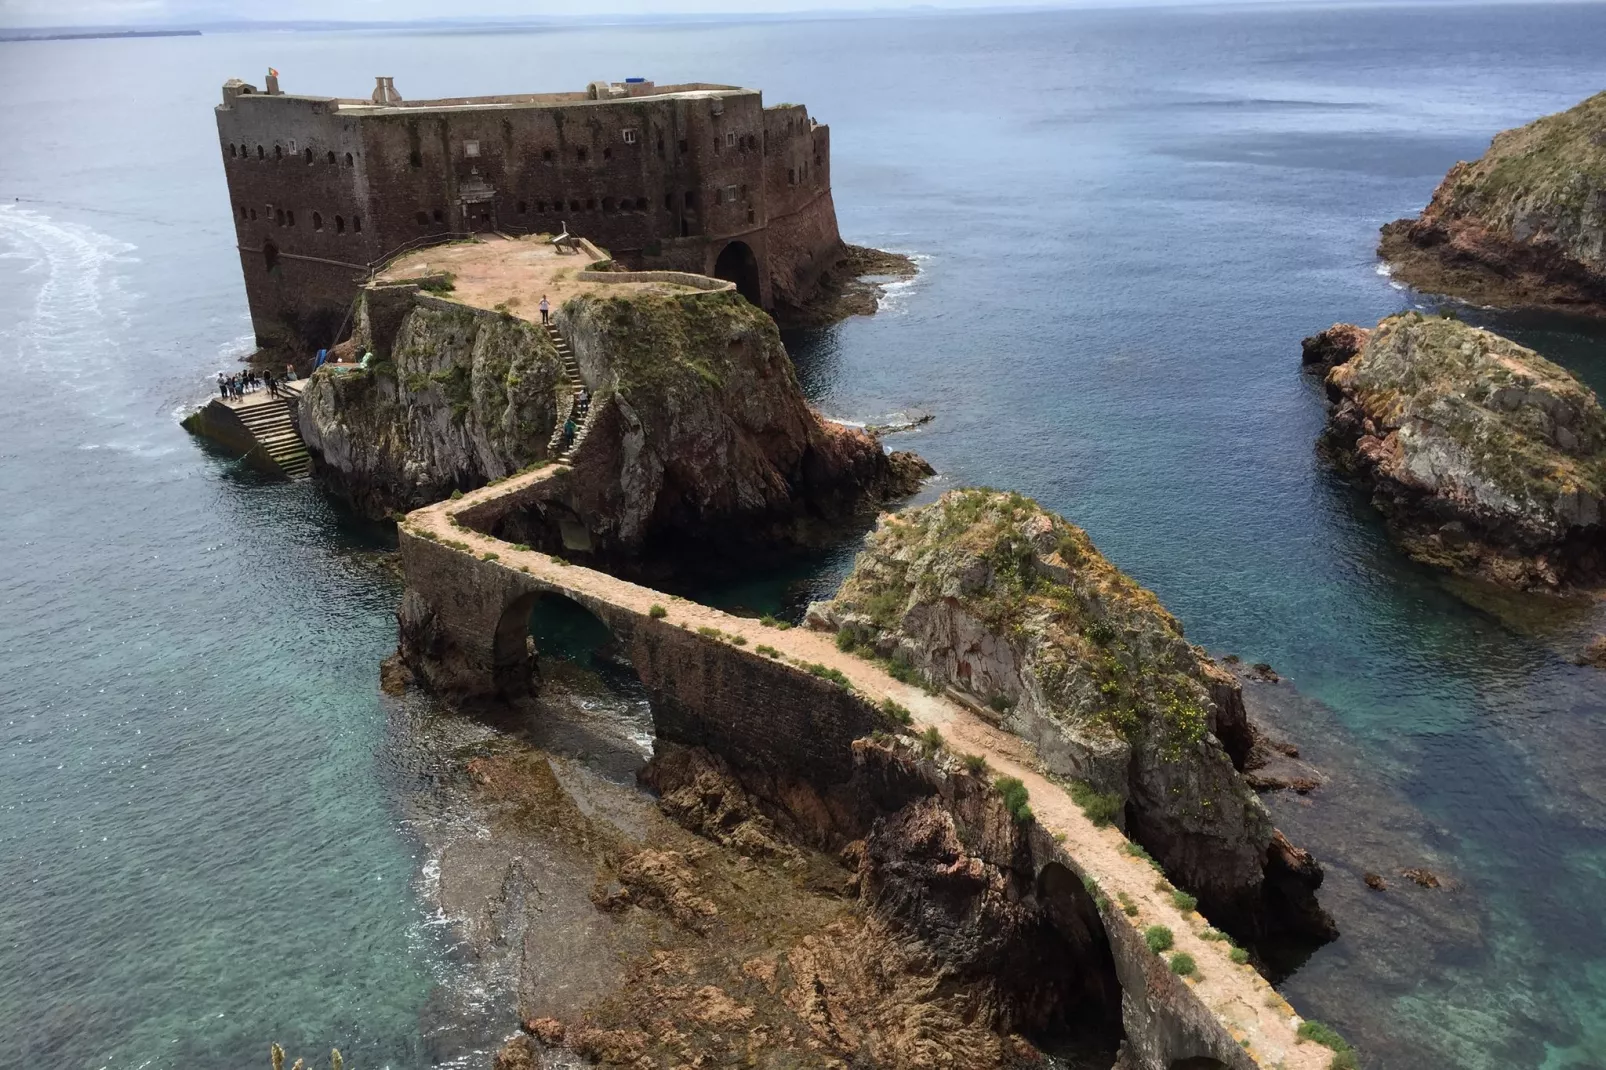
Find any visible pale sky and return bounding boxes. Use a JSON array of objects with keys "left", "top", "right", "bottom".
[{"left": 0, "top": 0, "right": 1069, "bottom": 28}]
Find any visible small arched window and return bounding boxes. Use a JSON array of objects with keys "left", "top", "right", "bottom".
[
  {"left": 409, "top": 150, "right": 422, "bottom": 167},
  {"left": 415, "top": 211, "right": 429, "bottom": 226},
  {"left": 274, "top": 144, "right": 283, "bottom": 159},
  {"left": 344, "top": 152, "right": 354, "bottom": 167},
  {"left": 238, "top": 204, "right": 247, "bottom": 220},
  {"left": 249, "top": 208, "right": 258, "bottom": 220},
  {"left": 542, "top": 148, "right": 553, "bottom": 162},
  {"left": 263, "top": 241, "right": 279, "bottom": 271},
  {"left": 228, "top": 144, "right": 237, "bottom": 158},
  {"left": 312, "top": 212, "right": 323, "bottom": 231},
  {"left": 635, "top": 197, "right": 648, "bottom": 211},
  {"left": 335, "top": 215, "right": 345, "bottom": 234},
  {"left": 569, "top": 199, "right": 580, "bottom": 212},
  {"left": 535, "top": 200, "right": 546, "bottom": 212},
  {"left": 432, "top": 209, "right": 443, "bottom": 224},
  {"left": 585, "top": 198, "right": 596, "bottom": 211},
  {"left": 256, "top": 145, "right": 265, "bottom": 159},
  {"left": 240, "top": 143, "right": 248, "bottom": 157},
  {"left": 576, "top": 147, "right": 588, "bottom": 162},
  {"left": 516, "top": 201, "right": 527, "bottom": 214},
  {"left": 286, "top": 210, "right": 295, "bottom": 226},
  {"left": 304, "top": 148, "right": 313, "bottom": 164},
  {"left": 275, "top": 208, "right": 285, "bottom": 226},
  {"left": 327, "top": 150, "right": 336, "bottom": 164},
  {"left": 601, "top": 197, "right": 615, "bottom": 213},
  {"left": 353, "top": 216, "right": 362, "bottom": 232}
]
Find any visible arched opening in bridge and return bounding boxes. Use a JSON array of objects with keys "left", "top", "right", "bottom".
[
  {"left": 491, "top": 589, "right": 652, "bottom": 766},
  {"left": 714, "top": 240, "right": 762, "bottom": 307}
]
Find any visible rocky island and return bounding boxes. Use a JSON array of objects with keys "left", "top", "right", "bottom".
[
  {"left": 1378, "top": 90, "right": 1606, "bottom": 314},
  {"left": 1305, "top": 312, "right": 1606, "bottom": 591}
]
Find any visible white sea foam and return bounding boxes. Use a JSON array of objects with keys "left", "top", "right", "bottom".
[
  {"left": 870, "top": 250, "right": 930, "bottom": 316},
  {"left": 1375, "top": 261, "right": 1393, "bottom": 277}
]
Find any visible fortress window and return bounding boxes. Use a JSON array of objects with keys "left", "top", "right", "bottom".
[
  {"left": 542, "top": 148, "right": 554, "bottom": 162},
  {"left": 464, "top": 140, "right": 480, "bottom": 157},
  {"left": 635, "top": 197, "right": 647, "bottom": 211},
  {"left": 304, "top": 148, "right": 313, "bottom": 164},
  {"left": 725, "top": 131, "right": 737, "bottom": 148},
  {"left": 415, "top": 211, "right": 429, "bottom": 225},
  {"left": 345, "top": 152, "right": 354, "bottom": 167},
  {"left": 677, "top": 138, "right": 687, "bottom": 155},
  {"left": 517, "top": 201, "right": 527, "bottom": 214},
  {"left": 286, "top": 210, "right": 295, "bottom": 226},
  {"left": 740, "top": 183, "right": 748, "bottom": 198},
  {"left": 684, "top": 190, "right": 698, "bottom": 209},
  {"left": 432, "top": 209, "right": 443, "bottom": 223},
  {"left": 576, "top": 147, "right": 588, "bottom": 162},
  {"left": 747, "top": 207, "right": 755, "bottom": 224},
  {"left": 312, "top": 212, "right": 323, "bottom": 231},
  {"left": 353, "top": 215, "right": 362, "bottom": 232},
  {"left": 585, "top": 198, "right": 596, "bottom": 211},
  {"left": 535, "top": 200, "right": 547, "bottom": 212},
  {"left": 788, "top": 168, "right": 796, "bottom": 185},
  {"left": 249, "top": 208, "right": 258, "bottom": 220},
  {"left": 228, "top": 144, "right": 237, "bottom": 158},
  {"left": 602, "top": 197, "right": 616, "bottom": 213},
  {"left": 327, "top": 150, "right": 337, "bottom": 164},
  {"left": 622, "top": 129, "right": 638, "bottom": 145},
  {"left": 274, "top": 145, "right": 283, "bottom": 159},
  {"left": 263, "top": 242, "right": 279, "bottom": 271},
  {"left": 569, "top": 199, "right": 580, "bottom": 212},
  {"left": 603, "top": 147, "right": 612, "bottom": 161},
  {"left": 409, "top": 150, "right": 422, "bottom": 168},
  {"left": 238, "top": 204, "right": 247, "bottom": 219},
  {"left": 814, "top": 153, "right": 822, "bottom": 167},
  {"left": 335, "top": 215, "right": 345, "bottom": 233},
  {"left": 256, "top": 145, "right": 265, "bottom": 159},
  {"left": 663, "top": 193, "right": 673, "bottom": 210}
]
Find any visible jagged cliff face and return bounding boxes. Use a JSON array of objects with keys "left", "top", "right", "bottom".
[
  {"left": 1379, "top": 90, "right": 1606, "bottom": 312},
  {"left": 550, "top": 290, "right": 929, "bottom": 557},
  {"left": 1317, "top": 313, "right": 1606, "bottom": 590},
  {"left": 807, "top": 489, "right": 1328, "bottom": 941},
  {"left": 300, "top": 293, "right": 563, "bottom": 518}
]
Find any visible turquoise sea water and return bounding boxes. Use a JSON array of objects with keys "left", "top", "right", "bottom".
[{"left": 2, "top": 5, "right": 1605, "bottom": 1068}]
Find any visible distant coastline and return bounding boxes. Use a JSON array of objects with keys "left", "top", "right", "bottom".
[{"left": 0, "top": 29, "right": 201, "bottom": 42}]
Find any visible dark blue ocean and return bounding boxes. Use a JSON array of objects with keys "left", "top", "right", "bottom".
[{"left": 2, "top": 5, "right": 1605, "bottom": 1067}]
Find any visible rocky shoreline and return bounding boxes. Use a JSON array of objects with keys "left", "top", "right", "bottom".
[{"left": 1378, "top": 90, "right": 1606, "bottom": 316}]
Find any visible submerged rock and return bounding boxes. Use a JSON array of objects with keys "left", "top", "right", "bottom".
[
  {"left": 1378, "top": 90, "right": 1606, "bottom": 314},
  {"left": 1316, "top": 311, "right": 1606, "bottom": 590},
  {"left": 806, "top": 488, "right": 1333, "bottom": 942}
]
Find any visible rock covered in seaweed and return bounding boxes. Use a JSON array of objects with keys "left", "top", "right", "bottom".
[
  {"left": 806, "top": 488, "right": 1332, "bottom": 941},
  {"left": 1317, "top": 312, "right": 1606, "bottom": 590},
  {"left": 1378, "top": 90, "right": 1606, "bottom": 314}
]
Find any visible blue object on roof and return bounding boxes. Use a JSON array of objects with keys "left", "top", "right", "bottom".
[{"left": 625, "top": 77, "right": 647, "bottom": 84}]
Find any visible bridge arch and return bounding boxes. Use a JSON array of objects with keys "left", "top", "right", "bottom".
[
  {"left": 713, "top": 240, "right": 762, "bottom": 307},
  {"left": 492, "top": 586, "right": 638, "bottom": 696}
]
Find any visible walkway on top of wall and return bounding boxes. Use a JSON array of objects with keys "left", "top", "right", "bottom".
[{"left": 401, "top": 464, "right": 1332, "bottom": 1070}]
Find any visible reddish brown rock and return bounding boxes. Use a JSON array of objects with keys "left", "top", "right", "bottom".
[{"left": 1301, "top": 323, "right": 1371, "bottom": 372}]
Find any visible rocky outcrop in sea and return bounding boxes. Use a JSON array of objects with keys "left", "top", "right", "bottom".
[
  {"left": 1308, "top": 313, "right": 1606, "bottom": 590},
  {"left": 300, "top": 285, "right": 929, "bottom": 549},
  {"left": 803, "top": 488, "right": 1335, "bottom": 944},
  {"left": 1378, "top": 90, "right": 1606, "bottom": 314}
]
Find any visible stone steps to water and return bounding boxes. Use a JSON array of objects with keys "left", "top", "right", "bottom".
[{"left": 229, "top": 395, "right": 311, "bottom": 480}]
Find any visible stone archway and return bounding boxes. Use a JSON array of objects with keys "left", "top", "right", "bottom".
[
  {"left": 713, "top": 240, "right": 762, "bottom": 307},
  {"left": 493, "top": 588, "right": 622, "bottom": 696}
]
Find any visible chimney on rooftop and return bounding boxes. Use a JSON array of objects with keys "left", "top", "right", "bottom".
[
  {"left": 264, "top": 69, "right": 280, "bottom": 95},
  {"left": 372, "top": 77, "right": 403, "bottom": 105}
]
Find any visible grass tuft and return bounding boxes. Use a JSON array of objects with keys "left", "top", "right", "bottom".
[
  {"left": 1144, "top": 925, "right": 1173, "bottom": 953},
  {"left": 649, "top": 604, "right": 667, "bottom": 619}
]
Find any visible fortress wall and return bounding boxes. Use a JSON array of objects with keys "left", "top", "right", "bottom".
[{"left": 764, "top": 188, "right": 846, "bottom": 310}]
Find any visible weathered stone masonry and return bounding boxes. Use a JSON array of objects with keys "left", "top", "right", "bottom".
[
  {"left": 395, "top": 470, "right": 1332, "bottom": 1070},
  {"left": 215, "top": 75, "right": 843, "bottom": 350}
]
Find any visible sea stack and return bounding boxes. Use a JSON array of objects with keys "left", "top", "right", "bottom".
[
  {"left": 807, "top": 488, "right": 1335, "bottom": 943},
  {"left": 1378, "top": 90, "right": 1606, "bottom": 314},
  {"left": 1310, "top": 312, "right": 1606, "bottom": 591}
]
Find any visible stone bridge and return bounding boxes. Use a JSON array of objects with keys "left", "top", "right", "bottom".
[{"left": 397, "top": 465, "right": 1332, "bottom": 1070}]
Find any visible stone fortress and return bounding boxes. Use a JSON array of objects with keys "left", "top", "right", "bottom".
[{"left": 215, "top": 72, "right": 844, "bottom": 350}]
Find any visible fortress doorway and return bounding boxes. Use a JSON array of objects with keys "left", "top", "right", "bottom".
[{"left": 713, "top": 240, "right": 762, "bottom": 307}]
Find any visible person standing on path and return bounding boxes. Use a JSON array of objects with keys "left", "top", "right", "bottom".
[{"left": 539, "top": 295, "right": 550, "bottom": 324}]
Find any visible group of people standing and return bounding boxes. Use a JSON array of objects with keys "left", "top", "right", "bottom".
[{"left": 216, "top": 367, "right": 294, "bottom": 402}]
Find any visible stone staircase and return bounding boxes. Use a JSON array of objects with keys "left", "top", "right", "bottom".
[
  {"left": 544, "top": 322, "right": 594, "bottom": 463},
  {"left": 233, "top": 395, "right": 311, "bottom": 479}
]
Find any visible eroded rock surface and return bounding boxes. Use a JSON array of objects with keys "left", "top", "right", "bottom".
[
  {"left": 805, "top": 488, "right": 1333, "bottom": 942},
  {"left": 1378, "top": 90, "right": 1606, "bottom": 314},
  {"left": 1316, "top": 312, "right": 1606, "bottom": 590}
]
